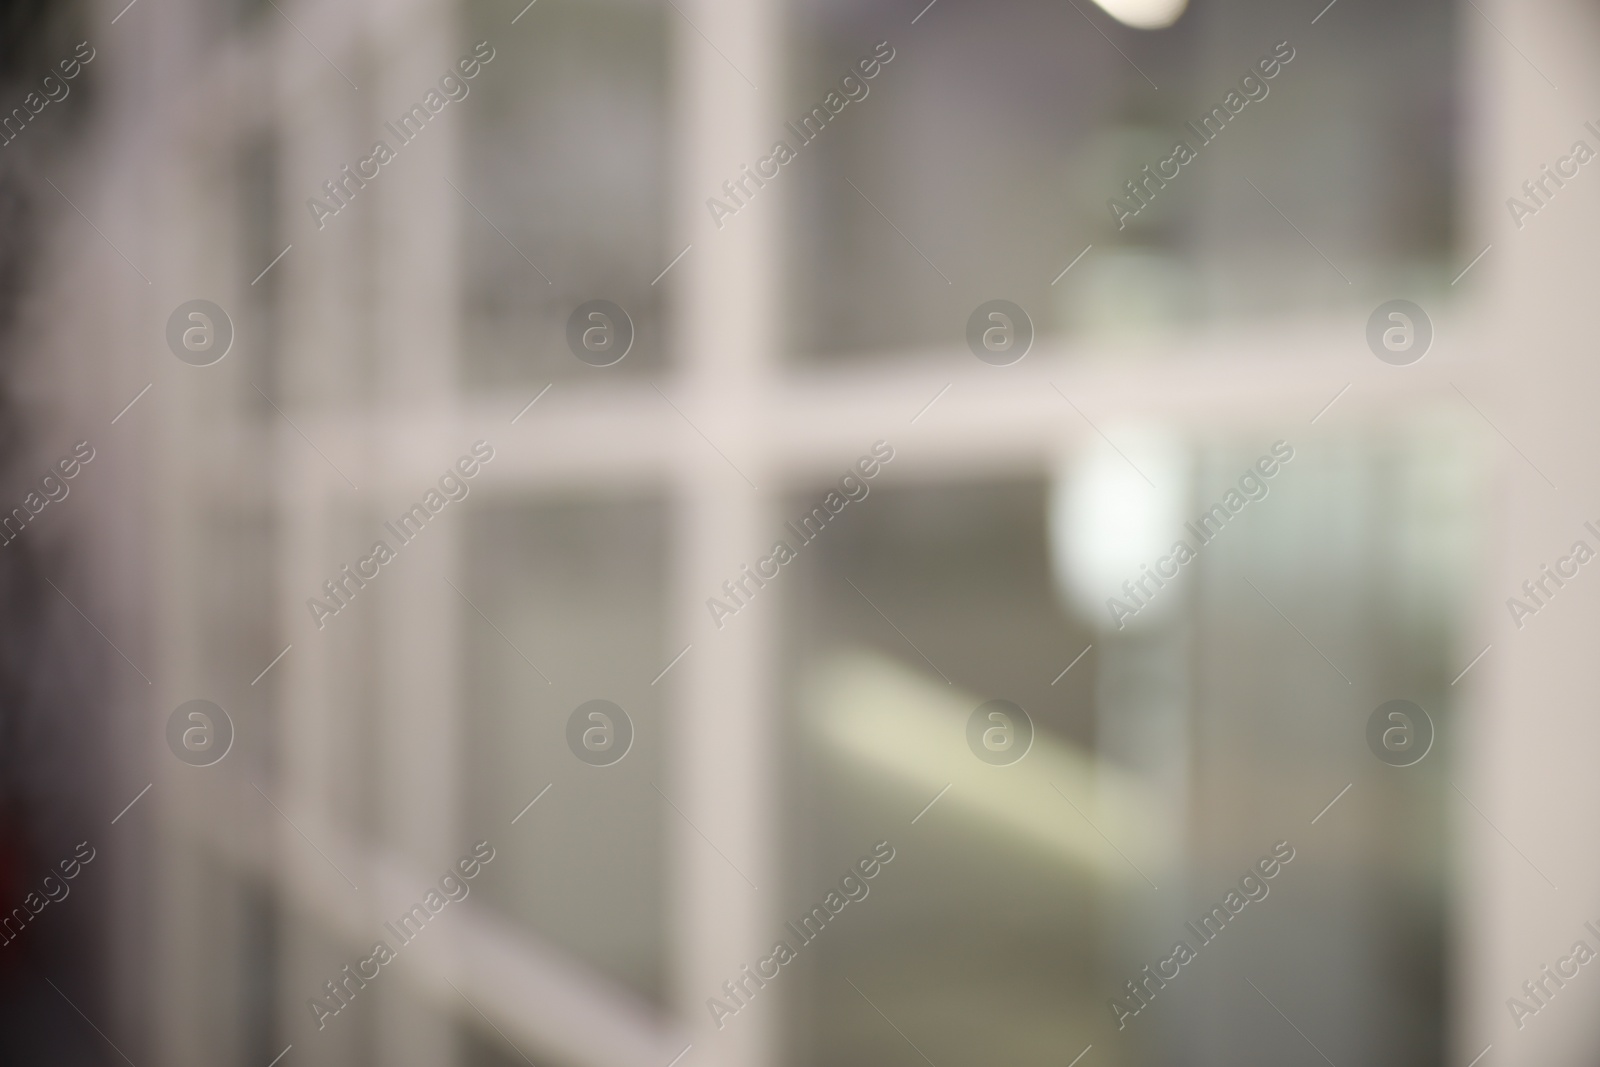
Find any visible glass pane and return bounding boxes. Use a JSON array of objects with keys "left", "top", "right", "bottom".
[
  {"left": 780, "top": 426, "right": 1474, "bottom": 1066},
  {"left": 459, "top": 495, "right": 669, "bottom": 1005},
  {"left": 459, "top": 0, "right": 672, "bottom": 388},
  {"left": 783, "top": 0, "right": 1457, "bottom": 362}
]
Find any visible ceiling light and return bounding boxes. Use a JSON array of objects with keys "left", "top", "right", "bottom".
[
  {"left": 1050, "top": 426, "right": 1187, "bottom": 630},
  {"left": 1090, "top": 0, "right": 1187, "bottom": 30}
]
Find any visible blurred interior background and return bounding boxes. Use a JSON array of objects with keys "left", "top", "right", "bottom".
[{"left": 3, "top": 0, "right": 1598, "bottom": 1064}]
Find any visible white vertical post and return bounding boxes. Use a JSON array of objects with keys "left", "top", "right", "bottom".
[
  {"left": 367, "top": 1, "right": 462, "bottom": 1063},
  {"left": 1465, "top": 2, "right": 1600, "bottom": 1065},
  {"left": 667, "top": 1, "right": 782, "bottom": 1065}
]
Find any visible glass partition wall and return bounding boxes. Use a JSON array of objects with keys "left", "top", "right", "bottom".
[{"left": 68, "top": 0, "right": 1578, "bottom": 1065}]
